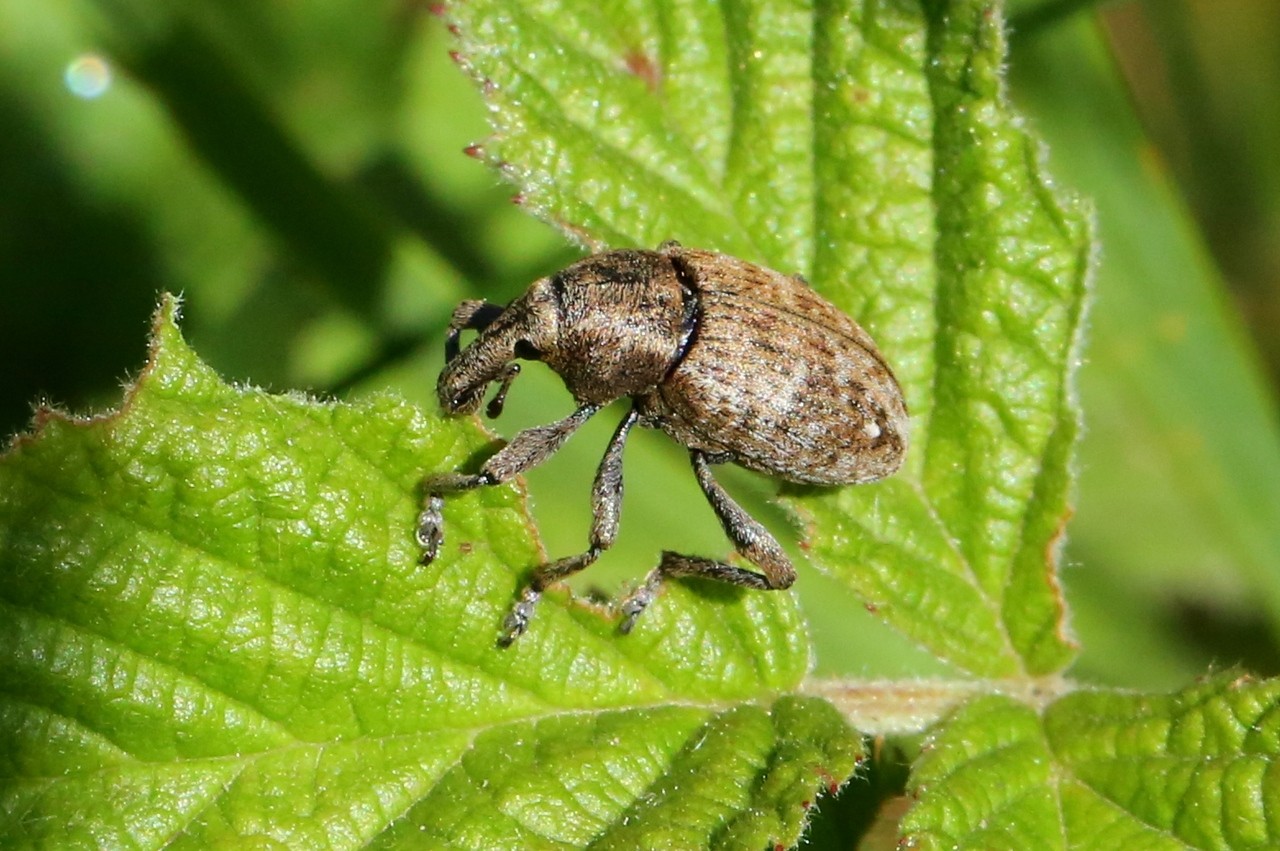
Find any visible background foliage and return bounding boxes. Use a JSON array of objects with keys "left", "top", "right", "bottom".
[{"left": 3, "top": 0, "right": 1280, "bottom": 847}]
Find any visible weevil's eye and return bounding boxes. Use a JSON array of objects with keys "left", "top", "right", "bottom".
[
  {"left": 513, "top": 339, "right": 542, "bottom": 360},
  {"left": 447, "top": 387, "right": 484, "bottom": 415}
]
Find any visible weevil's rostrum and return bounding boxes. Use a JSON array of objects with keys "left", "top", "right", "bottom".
[{"left": 418, "top": 241, "right": 908, "bottom": 645}]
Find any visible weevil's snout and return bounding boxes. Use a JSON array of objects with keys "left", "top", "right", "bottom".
[
  {"left": 436, "top": 359, "right": 497, "bottom": 416},
  {"left": 436, "top": 362, "right": 522, "bottom": 418},
  {"left": 436, "top": 282, "right": 558, "bottom": 418},
  {"left": 439, "top": 387, "right": 484, "bottom": 416},
  {"left": 435, "top": 326, "right": 539, "bottom": 418}
]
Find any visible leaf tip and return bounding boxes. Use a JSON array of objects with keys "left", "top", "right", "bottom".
[{"left": 147, "top": 290, "right": 185, "bottom": 352}]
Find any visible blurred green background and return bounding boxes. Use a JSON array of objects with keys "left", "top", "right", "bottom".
[{"left": 2, "top": 0, "right": 1278, "bottom": 688}]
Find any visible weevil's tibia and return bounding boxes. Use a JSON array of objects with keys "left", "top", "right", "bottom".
[
  {"left": 416, "top": 403, "right": 601, "bottom": 567},
  {"left": 617, "top": 450, "right": 795, "bottom": 633},
  {"left": 499, "top": 406, "right": 640, "bottom": 646}
]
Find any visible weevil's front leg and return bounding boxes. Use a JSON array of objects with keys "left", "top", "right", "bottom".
[
  {"left": 501, "top": 407, "right": 640, "bottom": 646},
  {"left": 618, "top": 450, "right": 795, "bottom": 632},
  {"left": 417, "top": 403, "right": 602, "bottom": 563}
]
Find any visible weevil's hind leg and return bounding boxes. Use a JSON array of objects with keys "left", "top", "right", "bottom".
[
  {"left": 500, "top": 406, "right": 640, "bottom": 646},
  {"left": 416, "top": 403, "right": 602, "bottom": 564},
  {"left": 618, "top": 450, "right": 795, "bottom": 633},
  {"left": 445, "top": 300, "right": 506, "bottom": 362}
]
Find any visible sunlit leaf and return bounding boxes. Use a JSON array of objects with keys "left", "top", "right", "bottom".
[
  {"left": 0, "top": 297, "right": 857, "bottom": 848},
  {"left": 903, "top": 672, "right": 1280, "bottom": 849},
  {"left": 449, "top": 0, "right": 1089, "bottom": 677}
]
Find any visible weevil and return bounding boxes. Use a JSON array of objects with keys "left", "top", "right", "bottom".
[{"left": 418, "top": 241, "right": 908, "bottom": 645}]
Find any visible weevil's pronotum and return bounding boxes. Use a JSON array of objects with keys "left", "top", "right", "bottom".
[{"left": 418, "top": 241, "right": 908, "bottom": 645}]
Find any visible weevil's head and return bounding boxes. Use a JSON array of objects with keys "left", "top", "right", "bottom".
[
  {"left": 438, "top": 248, "right": 693, "bottom": 415},
  {"left": 436, "top": 279, "right": 560, "bottom": 416}
]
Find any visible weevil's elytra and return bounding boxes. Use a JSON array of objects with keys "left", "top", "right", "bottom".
[{"left": 418, "top": 242, "right": 908, "bottom": 646}]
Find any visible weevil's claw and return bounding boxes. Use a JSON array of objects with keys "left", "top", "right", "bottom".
[
  {"left": 416, "top": 494, "right": 445, "bottom": 564},
  {"left": 617, "top": 575, "right": 660, "bottom": 634},
  {"left": 498, "top": 587, "right": 541, "bottom": 647}
]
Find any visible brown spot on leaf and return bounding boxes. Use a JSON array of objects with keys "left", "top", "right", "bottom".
[{"left": 624, "top": 50, "right": 661, "bottom": 93}]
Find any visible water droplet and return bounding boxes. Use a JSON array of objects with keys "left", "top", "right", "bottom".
[{"left": 65, "top": 54, "right": 112, "bottom": 99}]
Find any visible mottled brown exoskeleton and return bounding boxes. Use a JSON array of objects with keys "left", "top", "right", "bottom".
[{"left": 418, "top": 241, "right": 908, "bottom": 645}]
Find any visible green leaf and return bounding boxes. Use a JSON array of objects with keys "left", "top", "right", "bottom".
[
  {"left": 448, "top": 0, "right": 1090, "bottom": 676},
  {"left": 903, "top": 695, "right": 1064, "bottom": 850},
  {"left": 0, "top": 297, "right": 859, "bottom": 848},
  {"left": 1008, "top": 10, "right": 1280, "bottom": 685},
  {"left": 902, "top": 672, "right": 1280, "bottom": 849}
]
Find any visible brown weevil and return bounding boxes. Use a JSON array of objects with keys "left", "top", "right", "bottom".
[{"left": 418, "top": 241, "right": 908, "bottom": 645}]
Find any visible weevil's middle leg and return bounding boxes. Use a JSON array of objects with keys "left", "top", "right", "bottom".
[
  {"left": 618, "top": 450, "right": 795, "bottom": 632},
  {"left": 500, "top": 406, "right": 640, "bottom": 646},
  {"left": 417, "top": 403, "right": 601, "bottom": 564}
]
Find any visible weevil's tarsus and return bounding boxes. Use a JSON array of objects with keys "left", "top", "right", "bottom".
[
  {"left": 617, "top": 576, "right": 658, "bottom": 634},
  {"left": 499, "top": 587, "right": 541, "bottom": 648},
  {"left": 416, "top": 493, "right": 445, "bottom": 564}
]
